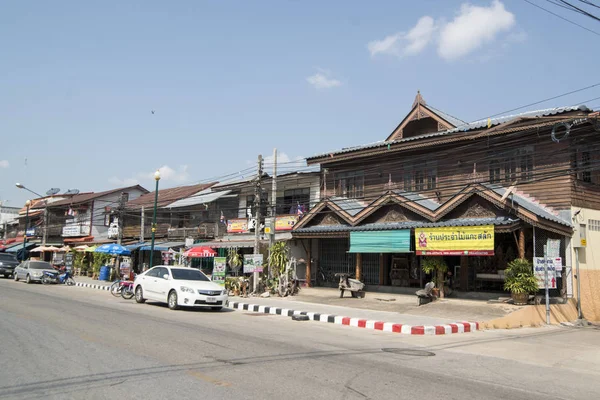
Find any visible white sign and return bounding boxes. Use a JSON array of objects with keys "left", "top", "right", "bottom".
[
  {"left": 107, "top": 222, "right": 119, "bottom": 239},
  {"left": 546, "top": 239, "right": 560, "bottom": 258},
  {"left": 533, "top": 257, "right": 561, "bottom": 289},
  {"left": 62, "top": 225, "right": 90, "bottom": 237},
  {"left": 243, "top": 254, "right": 263, "bottom": 273}
]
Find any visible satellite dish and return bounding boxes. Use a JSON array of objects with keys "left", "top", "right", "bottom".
[
  {"left": 64, "top": 189, "right": 80, "bottom": 195},
  {"left": 46, "top": 188, "right": 61, "bottom": 196}
]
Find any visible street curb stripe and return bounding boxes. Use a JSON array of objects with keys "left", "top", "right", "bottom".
[
  {"left": 229, "top": 301, "right": 479, "bottom": 336},
  {"left": 75, "top": 282, "right": 111, "bottom": 291}
]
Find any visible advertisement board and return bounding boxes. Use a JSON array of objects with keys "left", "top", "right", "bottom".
[
  {"left": 243, "top": 254, "right": 263, "bottom": 273},
  {"left": 227, "top": 219, "right": 248, "bottom": 233},
  {"left": 212, "top": 257, "right": 227, "bottom": 285},
  {"left": 275, "top": 215, "right": 299, "bottom": 231},
  {"left": 415, "top": 225, "right": 494, "bottom": 256}
]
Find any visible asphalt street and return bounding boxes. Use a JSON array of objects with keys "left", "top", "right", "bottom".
[{"left": 1, "top": 278, "right": 598, "bottom": 400}]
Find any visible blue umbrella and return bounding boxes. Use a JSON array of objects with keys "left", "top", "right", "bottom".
[{"left": 94, "top": 243, "right": 131, "bottom": 256}]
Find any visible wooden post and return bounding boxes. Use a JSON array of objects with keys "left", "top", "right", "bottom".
[
  {"left": 379, "top": 253, "right": 385, "bottom": 285},
  {"left": 460, "top": 256, "right": 469, "bottom": 291},
  {"left": 305, "top": 240, "right": 312, "bottom": 288},
  {"left": 356, "top": 253, "right": 362, "bottom": 281},
  {"left": 518, "top": 229, "right": 526, "bottom": 259}
]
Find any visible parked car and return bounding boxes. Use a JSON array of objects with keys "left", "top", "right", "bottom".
[
  {"left": 134, "top": 266, "right": 228, "bottom": 311},
  {"left": 0, "top": 253, "right": 19, "bottom": 278},
  {"left": 13, "top": 260, "right": 56, "bottom": 284}
]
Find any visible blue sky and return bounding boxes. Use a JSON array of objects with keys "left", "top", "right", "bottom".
[{"left": 2, "top": 0, "right": 600, "bottom": 206}]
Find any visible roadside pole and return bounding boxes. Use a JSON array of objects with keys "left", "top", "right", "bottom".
[
  {"left": 575, "top": 247, "right": 582, "bottom": 320},
  {"left": 140, "top": 206, "right": 145, "bottom": 242},
  {"left": 543, "top": 245, "right": 550, "bottom": 325},
  {"left": 268, "top": 148, "right": 277, "bottom": 278},
  {"left": 253, "top": 155, "right": 263, "bottom": 293}
]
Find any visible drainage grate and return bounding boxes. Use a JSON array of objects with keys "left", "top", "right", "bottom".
[{"left": 381, "top": 348, "right": 435, "bottom": 357}]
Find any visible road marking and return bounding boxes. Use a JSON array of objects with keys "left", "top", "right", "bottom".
[{"left": 186, "top": 370, "right": 231, "bottom": 387}]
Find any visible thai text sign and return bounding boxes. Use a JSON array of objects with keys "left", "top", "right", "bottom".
[
  {"left": 275, "top": 215, "right": 299, "bottom": 231},
  {"left": 243, "top": 254, "right": 263, "bottom": 273},
  {"left": 533, "top": 257, "right": 561, "bottom": 289},
  {"left": 227, "top": 219, "right": 248, "bottom": 233},
  {"left": 415, "top": 225, "right": 494, "bottom": 256},
  {"left": 212, "top": 257, "right": 227, "bottom": 285}
]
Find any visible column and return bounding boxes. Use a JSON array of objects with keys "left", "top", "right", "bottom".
[
  {"left": 518, "top": 229, "right": 526, "bottom": 259},
  {"left": 356, "top": 253, "right": 362, "bottom": 282},
  {"left": 379, "top": 253, "right": 385, "bottom": 285},
  {"left": 460, "top": 256, "right": 469, "bottom": 291},
  {"left": 305, "top": 239, "right": 312, "bottom": 288}
]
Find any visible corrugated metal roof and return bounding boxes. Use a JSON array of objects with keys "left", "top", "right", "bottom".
[
  {"left": 426, "top": 104, "right": 467, "bottom": 127},
  {"left": 294, "top": 217, "right": 518, "bottom": 234},
  {"left": 125, "top": 183, "right": 217, "bottom": 210},
  {"left": 481, "top": 183, "right": 572, "bottom": 227},
  {"left": 163, "top": 190, "right": 232, "bottom": 209},
  {"left": 308, "top": 105, "right": 589, "bottom": 160},
  {"left": 329, "top": 197, "right": 366, "bottom": 217},
  {"left": 393, "top": 190, "right": 441, "bottom": 211}
]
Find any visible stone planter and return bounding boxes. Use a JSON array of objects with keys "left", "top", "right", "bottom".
[{"left": 511, "top": 292, "right": 529, "bottom": 305}]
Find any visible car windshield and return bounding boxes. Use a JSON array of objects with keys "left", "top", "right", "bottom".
[
  {"left": 171, "top": 268, "right": 209, "bottom": 281},
  {"left": 29, "top": 261, "right": 52, "bottom": 269}
]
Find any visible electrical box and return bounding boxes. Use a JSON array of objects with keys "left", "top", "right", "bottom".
[{"left": 573, "top": 222, "right": 587, "bottom": 248}]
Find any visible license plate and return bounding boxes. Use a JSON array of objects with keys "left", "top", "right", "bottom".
[{"left": 206, "top": 297, "right": 217, "bottom": 303}]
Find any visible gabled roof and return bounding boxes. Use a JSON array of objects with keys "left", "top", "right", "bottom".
[
  {"left": 48, "top": 185, "right": 149, "bottom": 207},
  {"left": 307, "top": 104, "right": 591, "bottom": 164},
  {"left": 125, "top": 183, "right": 217, "bottom": 210}
]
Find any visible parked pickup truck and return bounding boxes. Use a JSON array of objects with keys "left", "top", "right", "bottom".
[{"left": 0, "top": 253, "right": 20, "bottom": 278}]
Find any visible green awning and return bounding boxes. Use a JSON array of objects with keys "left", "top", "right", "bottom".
[{"left": 349, "top": 230, "right": 411, "bottom": 253}]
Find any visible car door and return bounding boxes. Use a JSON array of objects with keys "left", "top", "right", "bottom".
[
  {"left": 17, "top": 261, "right": 28, "bottom": 279},
  {"left": 153, "top": 267, "right": 171, "bottom": 301},
  {"left": 142, "top": 268, "right": 160, "bottom": 300}
]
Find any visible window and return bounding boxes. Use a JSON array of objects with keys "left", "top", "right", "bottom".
[
  {"left": 427, "top": 161, "right": 437, "bottom": 190},
  {"left": 403, "top": 162, "right": 436, "bottom": 192},
  {"left": 171, "top": 268, "right": 210, "bottom": 281},
  {"left": 573, "top": 148, "right": 592, "bottom": 183},
  {"left": 589, "top": 219, "right": 600, "bottom": 232},
  {"left": 414, "top": 170, "right": 424, "bottom": 191},
  {"left": 277, "top": 188, "right": 310, "bottom": 215},
  {"left": 489, "top": 160, "right": 502, "bottom": 184},
  {"left": 518, "top": 147, "right": 534, "bottom": 182},
  {"left": 334, "top": 171, "right": 364, "bottom": 199},
  {"left": 403, "top": 168, "right": 413, "bottom": 191},
  {"left": 489, "top": 146, "right": 534, "bottom": 184}
]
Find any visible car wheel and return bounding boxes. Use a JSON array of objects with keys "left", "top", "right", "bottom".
[
  {"left": 211, "top": 307, "right": 223, "bottom": 311},
  {"left": 14, "top": 273, "right": 19, "bottom": 282},
  {"left": 3, "top": 274, "right": 9, "bottom": 279},
  {"left": 135, "top": 286, "right": 146, "bottom": 304},
  {"left": 168, "top": 290, "right": 179, "bottom": 310},
  {"left": 26, "top": 274, "right": 31, "bottom": 284}
]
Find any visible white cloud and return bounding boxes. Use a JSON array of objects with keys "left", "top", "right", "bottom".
[
  {"left": 438, "top": 0, "right": 515, "bottom": 60},
  {"left": 146, "top": 165, "right": 190, "bottom": 183},
  {"left": 0, "top": 160, "right": 9, "bottom": 168},
  {"left": 368, "top": 1, "right": 518, "bottom": 61},
  {"left": 108, "top": 177, "right": 140, "bottom": 186},
  {"left": 368, "top": 16, "right": 436, "bottom": 57},
  {"left": 306, "top": 69, "right": 342, "bottom": 89}
]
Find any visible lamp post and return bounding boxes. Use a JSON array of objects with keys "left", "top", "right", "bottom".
[
  {"left": 16, "top": 183, "right": 47, "bottom": 245},
  {"left": 22, "top": 200, "right": 31, "bottom": 261},
  {"left": 148, "top": 170, "right": 161, "bottom": 269}
]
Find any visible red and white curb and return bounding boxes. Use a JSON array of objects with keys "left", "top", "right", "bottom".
[
  {"left": 75, "top": 282, "right": 111, "bottom": 291},
  {"left": 229, "top": 301, "right": 479, "bottom": 335}
]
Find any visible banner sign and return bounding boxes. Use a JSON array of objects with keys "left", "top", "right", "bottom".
[
  {"left": 212, "top": 257, "right": 227, "bottom": 285},
  {"left": 227, "top": 219, "right": 248, "bottom": 233},
  {"left": 243, "top": 254, "right": 263, "bottom": 273},
  {"left": 415, "top": 225, "right": 494, "bottom": 256},
  {"left": 533, "top": 257, "right": 561, "bottom": 289},
  {"left": 275, "top": 215, "right": 299, "bottom": 231}
]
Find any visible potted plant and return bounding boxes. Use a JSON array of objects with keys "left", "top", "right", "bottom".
[
  {"left": 503, "top": 258, "right": 539, "bottom": 305},
  {"left": 421, "top": 257, "right": 448, "bottom": 298}
]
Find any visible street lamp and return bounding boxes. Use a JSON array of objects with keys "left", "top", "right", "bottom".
[
  {"left": 15, "top": 183, "right": 48, "bottom": 245},
  {"left": 22, "top": 200, "right": 31, "bottom": 261},
  {"left": 148, "top": 170, "right": 161, "bottom": 268}
]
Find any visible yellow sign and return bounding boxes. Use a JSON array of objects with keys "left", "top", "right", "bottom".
[
  {"left": 275, "top": 215, "right": 299, "bottom": 231},
  {"left": 227, "top": 219, "right": 248, "bottom": 233},
  {"left": 415, "top": 225, "right": 495, "bottom": 256},
  {"left": 581, "top": 239, "right": 587, "bottom": 247},
  {"left": 264, "top": 227, "right": 272, "bottom": 234}
]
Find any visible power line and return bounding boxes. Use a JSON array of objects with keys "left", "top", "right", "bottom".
[{"left": 522, "top": 0, "right": 600, "bottom": 36}]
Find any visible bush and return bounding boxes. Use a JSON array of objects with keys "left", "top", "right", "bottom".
[{"left": 504, "top": 258, "right": 539, "bottom": 295}]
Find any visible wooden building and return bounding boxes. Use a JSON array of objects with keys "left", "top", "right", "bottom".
[{"left": 293, "top": 92, "right": 599, "bottom": 306}]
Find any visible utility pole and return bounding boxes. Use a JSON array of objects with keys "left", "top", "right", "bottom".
[
  {"left": 117, "top": 192, "right": 127, "bottom": 245},
  {"left": 140, "top": 206, "right": 145, "bottom": 242},
  {"left": 42, "top": 207, "right": 48, "bottom": 246},
  {"left": 269, "top": 149, "right": 277, "bottom": 276},
  {"left": 253, "top": 154, "right": 263, "bottom": 293},
  {"left": 543, "top": 245, "right": 550, "bottom": 325}
]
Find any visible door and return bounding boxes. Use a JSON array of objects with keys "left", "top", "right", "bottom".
[
  {"left": 142, "top": 268, "right": 160, "bottom": 300},
  {"left": 17, "top": 262, "right": 28, "bottom": 279},
  {"left": 153, "top": 267, "right": 171, "bottom": 301}
]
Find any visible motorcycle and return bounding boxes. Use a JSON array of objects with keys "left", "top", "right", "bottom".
[
  {"left": 120, "top": 280, "right": 135, "bottom": 299},
  {"left": 41, "top": 269, "right": 75, "bottom": 285}
]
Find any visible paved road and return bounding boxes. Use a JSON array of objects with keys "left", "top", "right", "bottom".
[{"left": 1, "top": 279, "right": 598, "bottom": 399}]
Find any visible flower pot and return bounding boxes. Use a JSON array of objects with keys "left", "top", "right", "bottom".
[{"left": 512, "top": 292, "right": 529, "bottom": 305}]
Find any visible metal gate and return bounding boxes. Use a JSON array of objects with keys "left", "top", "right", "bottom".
[{"left": 317, "top": 238, "right": 380, "bottom": 286}]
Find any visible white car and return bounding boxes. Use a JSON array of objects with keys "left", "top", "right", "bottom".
[{"left": 134, "top": 265, "right": 228, "bottom": 311}]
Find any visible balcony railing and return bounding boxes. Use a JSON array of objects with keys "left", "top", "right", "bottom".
[{"left": 167, "top": 223, "right": 216, "bottom": 240}]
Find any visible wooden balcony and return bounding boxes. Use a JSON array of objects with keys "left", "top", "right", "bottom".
[
  {"left": 123, "top": 223, "right": 170, "bottom": 239},
  {"left": 168, "top": 223, "right": 217, "bottom": 240}
]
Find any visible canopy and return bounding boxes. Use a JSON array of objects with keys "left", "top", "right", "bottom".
[
  {"left": 6, "top": 242, "right": 38, "bottom": 253},
  {"left": 139, "top": 241, "right": 185, "bottom": 251},
  {"left": 126, "top": 242, "right": 149, "bottom": 251},
  {"left": 73, "top": 245, "right": 89, "bottom": 251},
  {"left": 348, "top": 230, "right": 411, "bottom": 253},
  {"left": 183, "top": 246, "right": 216, "bottom": 258},
  {"left": 84, "top": 245, "right": 98, "bottom": 253},
  {"left": 95, "top": 243, "right": 131, "bottom": 256},
  {"left": 59, "top": 245, "right": 71, "bottom": 252}
]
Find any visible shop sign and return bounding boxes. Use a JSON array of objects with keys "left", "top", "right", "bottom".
[
  {"left": 26, "top": 228, "right": 37, "bottom": 237},
  {"left": 243, "top": 254, "right": 263, "bottom": 273},
  {"left": 212, "top": 257, "right": 227, "bottom": 285},
  {"left": 533, "top": 257, "right": 561, "bottom": 289},
  {"left": 415, "top": 225, "right": 494, "bottom": 256},
  {"left": 65, "top": 253, "right": 74, "bottom": 271},
  {"left": 275, "top": 215, "right": 299, "bottom": 231},
  {"left": 107, "top": 221, "right": 119, "bottom": 239},
  {"left": 62, "top": 224, "right": 90, "bottom": 237},
  {"left": 227, "top": 219, "right": 248, "bottom": 233}
]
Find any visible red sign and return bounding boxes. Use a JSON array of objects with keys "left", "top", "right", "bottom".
[
  {"left": 227, "top": 219, "right": 248, "bottom": 233},
  {"left": 416, "top": 250, "right": 494, "bottom": 256}
]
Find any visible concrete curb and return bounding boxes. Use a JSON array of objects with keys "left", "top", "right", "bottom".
[
  {"left": 75, "top": 281, "right": 111, "bottom": 291},
  {"left": 229, "top": 301, "right": 479, "bottom": 335}
]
